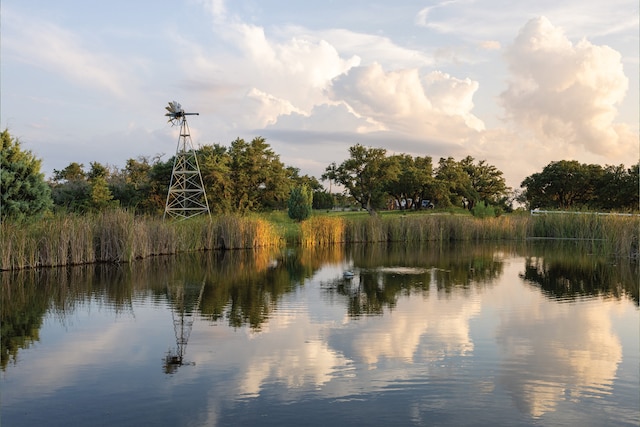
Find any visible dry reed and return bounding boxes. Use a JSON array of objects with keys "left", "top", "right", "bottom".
[
  {"left": 1, "top": 210, "right": 283, "bottom": 270},
  {"left": 2, "top": 210, "right": 637, "bottom": 271}
]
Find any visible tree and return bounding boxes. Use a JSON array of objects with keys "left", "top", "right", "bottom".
[
  {"left": 312, "top": 191, "right": 334, "bottom": 210},
  {"left": 434, "top": 157, "right": 475, "bottom": 208},
  {"left": 1, "top": 129, "right": 53, "bottom": 220},
  {"left": 87, "top": 162, "right": 115, "bottom": 210},
  {"left": 595, "top": 163, "right": 639, "bottom": 211},
  {"left": 52, "top": 162, "right": 85, "bottom": 182},
  {"left": 521, "top": 160, "right": 599, "bottom": 210},
  {"left": 108, "top": 157, "right": 153, "bottom": 212},
  {"left": 330, "top": 144, "right": 398, "bottom": 215},
  {"left": 288, "top": 185, "right": 313, "bottom": 221},
  {"left": 384, "top": 154, "right": 434, "bottom": 210},
  {"left": 228, "top": 137, "right": 290, "bottom": 213},
  {"left": 198, "top": 144, "right": 233, "bottom": 214},
  {"left": 460, "top": 156, "right": 510, "bottom": 211}
]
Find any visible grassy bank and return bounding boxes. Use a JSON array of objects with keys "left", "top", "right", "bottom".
[
  {"left": 1, "top": 210, "right": 282, "bottom": 270},
  {"left": 298, "top": 210, "right": 638, "bottom": 258},
  {"left": 1, "top": 209, "right": 638, "bottom": 270}
]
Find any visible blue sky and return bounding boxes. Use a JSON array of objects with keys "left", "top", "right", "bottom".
[{"left": 2, "top": 0, "right": 638, "bottom": 190}]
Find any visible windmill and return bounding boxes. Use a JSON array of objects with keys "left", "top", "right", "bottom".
[{"left": 163, "top": 101, "right": 211, "bottom": 220}]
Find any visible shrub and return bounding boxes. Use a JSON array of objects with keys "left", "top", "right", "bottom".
[{"left": 288, "top": 185, "right": 312, "bottom": 222}]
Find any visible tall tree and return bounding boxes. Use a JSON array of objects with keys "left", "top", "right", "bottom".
[
  {"left": 460, "top": 156, "right": 509, "bottom": 210},
  {"left": 198, "top": 144, "right": 233, "bottom": 214},
  {"left": 521, "top": 160, "right": 599, "bottom": 210},
  {"left": 434, "top": 157, "right": 475, "bottom": 208},
  {"left": 331, "top": 144, "right": 398, "bottom": 215},
  {"left": 384, "top": 154, "right": 435, "bottom": 209},
  {"left": 228, "top": 137, "right": 289, "bottom": 213},
  {"left": 0, "top": 129, "right": 53, "bottom": 220}
]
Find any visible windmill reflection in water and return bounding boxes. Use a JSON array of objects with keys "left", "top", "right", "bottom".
[{"left": 163, "top": 278, "right": 206, "bottom": 374}]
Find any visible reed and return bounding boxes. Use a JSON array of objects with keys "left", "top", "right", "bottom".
[
  {"left": 342, "top": 214, "right": 529, "bottom": 244},
  {"left": 2, "top": 209, "right": 637, "bottom": 271},
  {"left": 1, "top": 210, "right": 283, "bottom": 270},
  {"left": 300, "top": 216, "right": 346, "bottom": 246}
]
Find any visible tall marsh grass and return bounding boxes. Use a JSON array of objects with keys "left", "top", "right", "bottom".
[
  {"left": 300, "top": 212, "right": 637, "bottom": 258},
  {"left": 2, "top": 210, "right": 637, "bottom": 270},
  {"left": 300, "top": 216, "right": 346, "bottom": 247},
  {"left": 528, "top": 213, "right": 639, "bottom": 258},
  {"left": 1, "top": 210, "right": 282, "bottom": 270}
]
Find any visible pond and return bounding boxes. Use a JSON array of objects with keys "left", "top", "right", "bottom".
[{"left": 1, "top": 242, "right": 638, "bottom": 427}]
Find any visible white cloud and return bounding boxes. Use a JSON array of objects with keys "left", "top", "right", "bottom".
[
  {"left": 500, "top": 16, "right": 633, "bottom": 157},
  {"left": 329, "top": 63, "right": 484, "bottom": 139}
]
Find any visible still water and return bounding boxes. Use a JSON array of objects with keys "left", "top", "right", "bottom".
[{"left": 1, "top": 242, "right": 638, "bottom": 426}]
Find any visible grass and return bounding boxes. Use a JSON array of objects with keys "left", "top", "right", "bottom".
[
  {"left": 1, "top": 208, "right": 638, "bottom": 270},
  {"left": 1, "top": 210, "right": 283, "bottom": 270}
]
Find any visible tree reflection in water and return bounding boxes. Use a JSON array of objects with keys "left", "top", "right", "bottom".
[
  {"left": 1, "top": 241, "right": 637, "bottom": 372},
  {"left": 520, "top": 242, "right": 639, "bottom": 305}
]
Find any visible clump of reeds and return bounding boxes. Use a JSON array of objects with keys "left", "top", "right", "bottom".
[
  {"left": 213, "top": 215, "right": 281, "bottom": 249},
  {"left": 300, "top": 216, "right": 346, "bottom": 246},
  {"left": 342, "top": 214, "right": 529, "bottom": 244},
  {"left": 528, "top": 212, "right": 639, "bottom": 258},
  {"left": 1, "top": 210, "right": 283, "bottom": 270}
]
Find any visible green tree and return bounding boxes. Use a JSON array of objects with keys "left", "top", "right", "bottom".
[
  {"left": 434, "top": 157, "right": 475, "bottom": 208},
  {"left": 228, "top": 137, "right": 289, "bottom": 213},
  {"left": 288, "top": 185, "right": 313, "bottom": 221},
  {"left": 87, "top": 162, "right": 115, "bottom": 210},
  {"left": 52, "top": 162, "right": 85, "bottom": 182},
  {"left": 384, "top": 154, "right": 434, "bottom": 210},
  {"left": 198, "top": 144, "right": 233, "bottom": 213},
  {"left": 312, "top": 191, "right": 334, "bottom": 210},
  {"left": 108, "top": 157, "right": 153, "bottom": 212},
  {"left": 0, "top": 129, "right": 53, "bottom": 220},
  {"left": 460, "top": 156, "right": 510, "bottom": 211},
  {"left": 50, "top": 162, "right": 90, "bottom": 212},
  {"left": 521, "top": 160, "right": 599, "bottom": 210},
  {"left": 330, "top": 144, "right": 398, "bottom": 215},
  {"left": 595, "top": 163, "right": 639, "bottom": 211},
  {"left": 146, "top": 157, "right": 174, "bottom": 214}
]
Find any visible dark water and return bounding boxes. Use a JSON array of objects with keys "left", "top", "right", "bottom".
[{"left": 1, "top": 242, "right": 638, "bottom": 427}]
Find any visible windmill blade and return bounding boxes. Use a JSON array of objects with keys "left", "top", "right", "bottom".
[
  {"left": 165, "top": 101, "right": 183, "bottom": 114},
  {"left": 165, "top": 101, "right": 185, "bottom": 125}
]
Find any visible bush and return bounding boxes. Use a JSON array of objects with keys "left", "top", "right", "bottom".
[
  {"left": 288, "top": 185, "right": 312, "bottom": 222},
  {"left": 472, "top": 201, "right": 498, "bottom": 218}
]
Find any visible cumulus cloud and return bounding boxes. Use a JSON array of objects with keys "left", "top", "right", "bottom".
[
  {"left": 500, "top": 16, "right": 632, "bottom": 157},
  {"left": 329, "top": 63, "right": 484, "bottom": 139},
  {"left": 479, "top": 40, "right": 501, "bottom": 50}
]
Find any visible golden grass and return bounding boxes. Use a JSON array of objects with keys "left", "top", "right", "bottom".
[
  {"left": 2, "top": 209, "right": 637, "bottom": 270},
  {"left": 1, "top": 210, "right": 283, "bottom": 270},
  {"left": 300, "top": 216, "right": 346, "bottom": 247}
]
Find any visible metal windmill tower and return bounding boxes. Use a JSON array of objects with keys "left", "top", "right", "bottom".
[{"left": 163, "top": 101, "right": 211, "bottom": 220}]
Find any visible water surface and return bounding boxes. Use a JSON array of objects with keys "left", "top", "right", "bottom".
[{"left": 2, "top": 243, "right": 638, "bottom": 426}]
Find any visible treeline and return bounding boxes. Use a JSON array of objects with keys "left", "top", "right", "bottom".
[
  {"left": 520, "top": 160, "right": 639, "bottom": 211},
  {"left": 47, "top": 136, "right": 328, "bottom": 216},
  {"left": 1, "top": 128, "right": 638, "bottom": 222},
  {"left": 324, "top": 144, "right": 511, "bottom": 215}
]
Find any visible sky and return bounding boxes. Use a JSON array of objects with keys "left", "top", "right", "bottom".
[{"left": 2, "top": 0, "right": 638, "bottom": 191}]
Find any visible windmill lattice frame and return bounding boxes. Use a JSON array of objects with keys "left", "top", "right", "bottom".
[{"left": 163, "top": 101, "right": 211, "bottom": 220}]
